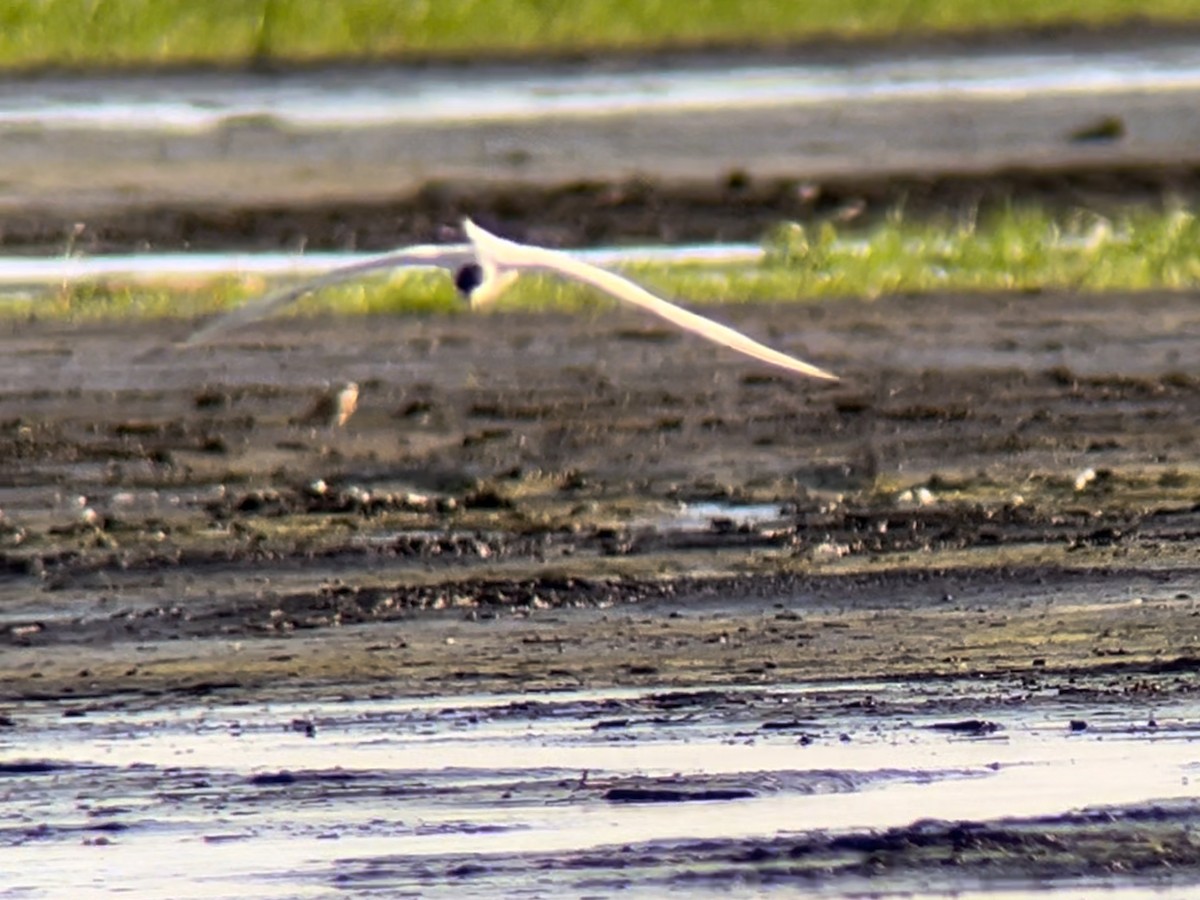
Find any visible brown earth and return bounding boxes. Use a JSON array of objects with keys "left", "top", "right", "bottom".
[
  {"left": 5, "top": 285, "right": 1198, "bottom": 890},
  {"left": 0, "top": 285, "right": 1196, "bottom": 706},
  {"left": 8, "top": 164, "right": 1200, "bottom": 255}
]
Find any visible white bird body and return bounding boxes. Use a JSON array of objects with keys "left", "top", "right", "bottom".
[{"left": 186, "top": 219, "right": 837, "bottom": 381}]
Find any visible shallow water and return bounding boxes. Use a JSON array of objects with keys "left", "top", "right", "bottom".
[
  {"left": 0, "top": 229, "right": 1138, "bottom": 289},
  {"left": 6, "top": 45, "right": 1200, "bottom": 132},
  {"left": 0, "top": 243, "right": 762, "bottom": 288},
  {"left": 4, "top": 681, "right": 1198, "bottom": 897}
]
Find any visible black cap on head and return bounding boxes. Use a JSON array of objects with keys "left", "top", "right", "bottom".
[{"left": 454, "top": 263, "right": 485, "bottom": 296}]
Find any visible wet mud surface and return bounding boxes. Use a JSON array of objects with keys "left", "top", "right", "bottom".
[
  {"left": 1, "top": 279, "right": 1198, "bottom": 894},
  {"left": 7, "top": 678, "right": 1200, "bottom": 897},
  {"left": 11, "top": 163, "right": 1200, "bottom": 256},
  {"left": 0, "top": 287, "right": 1196, "bottom": 696}
]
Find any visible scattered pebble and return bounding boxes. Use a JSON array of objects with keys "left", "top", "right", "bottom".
[
  {"left": 811, "top": 541, "right": 851, "bottom": 560},
  {"left": 897, "top": 487, "right": 936, "bottom": 506}
]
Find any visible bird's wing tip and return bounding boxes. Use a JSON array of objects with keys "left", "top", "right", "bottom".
[{"left": 788, "top": 361, "right": 839, "bottom": 382}]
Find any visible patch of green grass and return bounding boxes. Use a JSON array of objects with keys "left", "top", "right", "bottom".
[
  {"left": 5, "top": 0, "right": 1200, "bottom": 70},
  {"left": 485, "top": 204, "right": 1200, "bottom": 309},
  {"left": 1, "top": 278, "right": 256, "bottom": 323},
  {"left": 757, "top": 204, "right": 1200, "bottom": 299},
  {"left": 0, "top": 271, "right": 467, "bottom": 326},
  {"left": 9, "top": 204, "right": 1200, "bottom": 325}
]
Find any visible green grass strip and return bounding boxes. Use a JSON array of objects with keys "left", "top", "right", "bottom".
[
  {"left": 6, "top": 205, "right": 1200, "bottom": 325},
  {"left": 5, "top": 0, "right": 1200, "bottom": 70}
]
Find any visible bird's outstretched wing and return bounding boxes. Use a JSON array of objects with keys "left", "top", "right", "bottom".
[
  {"left": 183, "top": 244, "right": 475, "bottom": 346},
  {"left": 181, "top": 219, "right": 837, "bottom": 381},
  {"left": 463, "top": 219, "right": 838, "bottom": 381}
]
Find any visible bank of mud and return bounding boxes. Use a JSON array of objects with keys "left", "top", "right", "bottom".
[
  {"left": 9, "top": 674, "right": 1200, "bottom": 897},
  {"left": 0, "top": 285, "right": 1196, "bottom": 708},
  {"left": 2, "top": 286, "right": 1198, "bottom": 899},
  {"left": 332, "top": 805, "right": 1200, "bottom": 894},
  {"left": 9, "top": 163, "right": 1200, "bottom": 255}
]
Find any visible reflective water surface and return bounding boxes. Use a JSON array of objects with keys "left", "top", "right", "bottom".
[
  {"left": 4, "top": 681, "right": 1198, "bottom": 897},
  {"left": 6, "top": 45, "right": 1200, "bottom": 131}
]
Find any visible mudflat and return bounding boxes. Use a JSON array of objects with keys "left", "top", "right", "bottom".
[
  {"left": 3, "top": 39, "right": 1200, "bottom": 891},
  {"left": 2, "top": 284, "right": 1196, "bottom": 702},
  {"left": 3, "top": 285, "right": 1198, "bottom": 892}
]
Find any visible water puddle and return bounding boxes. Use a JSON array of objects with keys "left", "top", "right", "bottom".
[
  {"left": 0, "top": 243, "right": 763, "bottom": 289},
  {"left": 6, "top": 45, "right": 1200, "bottom": 132},
  {"left": 0, "top": 228, "right": 1136, "bottom": 291},
  {"left": 636, "top": 501, "right": 788, "bottom": 532},
  {"left": 3, "top": 681, "right": 1198, "bottom": 897}
]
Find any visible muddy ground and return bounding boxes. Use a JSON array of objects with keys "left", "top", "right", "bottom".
[
  {"left": 1, "top": 283, "right": 1196, "bottom": 702},
  {"left": 1, "top": 280, "right": 1198, "bottom": 891},
  {"left": 11, "top": 163, "right": 1200, "bottom": 256},
  {"left": 2, "top": 40, "right": 1200, "bottom": 889}
]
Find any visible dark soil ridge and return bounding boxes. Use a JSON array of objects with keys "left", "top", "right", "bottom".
[
  {"left": 326, "top": 799, "right": 1200, "bottom": 891},
  {"left": 2, "top": 498, "right": 1196, "bottom": 615},
  {"left": 6, "top": 555, "right": 1198, "bottom": 648},
  {"left": 637, "top": 803, "right": 1200, "bottom": 889},
  {"left": 10, "top": 162, "right": 1200, "bottom": 255}
]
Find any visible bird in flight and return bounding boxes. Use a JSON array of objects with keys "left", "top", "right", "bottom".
[{"left": 184, "top": 219, "right": 838, "bottom": 381}]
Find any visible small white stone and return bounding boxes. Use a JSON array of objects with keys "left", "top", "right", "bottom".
[{"left": 812, "top": 541, "right": 851, "bottom": 560}]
